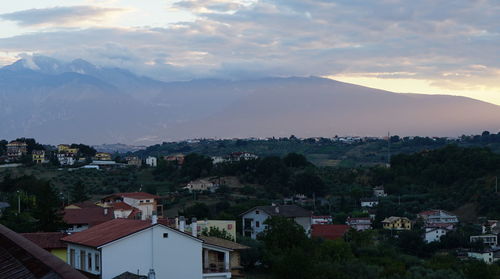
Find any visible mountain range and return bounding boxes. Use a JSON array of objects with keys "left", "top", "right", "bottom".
[{"left": 1, "top": 56, "right": 499, "bottom": 145}]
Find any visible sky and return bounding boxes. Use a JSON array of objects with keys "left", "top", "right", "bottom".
[{"left": 0, "top": 0, "right": 499, "bottom": 105}]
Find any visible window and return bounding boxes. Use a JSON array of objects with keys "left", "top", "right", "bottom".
[
  {"left": 146, "top": 200, "right": 150, "bottom": 203},
  {"left": 69, "top": 249, "right": 75, "bottom": 267},
  {"left": 95, "top": 254, "right": 100, "bottom": 272},
  {"left": 80, "top": 250, "right": 86, "bottom": 270},
  {"left": 255, "top": 210, "right": 259, "bottom": 214},
  {"left": 256, "top": 221, "right": 260, "bottom": 228},
  {"left": 88, "top": 253, "right": 92, "bottom": 270},
  {"left": 163, "top": 233, "right": 169, "bottom": 238}
]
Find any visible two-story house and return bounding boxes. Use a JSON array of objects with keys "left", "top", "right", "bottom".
[
  {"left": 240, "top": 205, "right": 312, "bottom": 239},
  {"left": 101, "top": 192, "right": 163, "bottom": 220},
  {"left": 62, "top": 218, "right": 235, "bottom": 279},
  {"left": 417, "top": 210, "right": 459, "bottom": 228},
  {"left": 6, "top": 141, "right": 28, "bottom": 160},
  {"left": 382, "top": 216, "right": 412, "bottom": 230},
  {"left": 32, "top": 150, "right": 46, "bottom": 164}
]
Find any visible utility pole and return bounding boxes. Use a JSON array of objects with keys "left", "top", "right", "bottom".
[
  {"left": 387, "top": 131, "right": 391, "bottom": 168},
  {"left": 17, "top": 190, "right": 20, "bottom": 214}
]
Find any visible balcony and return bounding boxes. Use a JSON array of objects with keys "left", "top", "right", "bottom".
[{"left": 202, "top": 247, "right": 231, "bottom": 278}]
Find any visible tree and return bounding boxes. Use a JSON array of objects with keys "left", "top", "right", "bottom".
[
  {"left": 181, "top": 202, "right": 212, "bottom": 219},
  {"left": 70, "top": 181, "right": 89, "bottom": 203},
  {"left": 201, "top": 226, "right": 234, "bottom": 241},
  {"left": 31, "top": 181, "right": 65, "bottom": 232},
  {"left": 283, "top": 153, "right": 309, "bottom": 168}
]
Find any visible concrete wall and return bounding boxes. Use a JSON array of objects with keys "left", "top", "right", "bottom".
[
  {"left": 101, "top": 225, "right": 203, "bottom": 279},
  {"left": 294, "top": 217, "right": 312, "bottom": 235},
  {"left": 242, "top": 210, "right": 270, "bottom": 239}
]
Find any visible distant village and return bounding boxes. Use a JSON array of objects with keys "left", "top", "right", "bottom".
[{"left": 1, "top": 137, "right": 499, "bottom": 279}]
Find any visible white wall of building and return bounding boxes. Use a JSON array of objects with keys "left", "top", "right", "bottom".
[
  {"left": 242, "top": 210, "right": 270, "bottom": 239},
  {"left": 101, "top": 225, "right": 202, "bottom": 279},
  {"left": 424, "top": 228, "right": 448, "bottom": 243},
  {"left": 123, "top": 197, "right": 155, "bottom": 220}
]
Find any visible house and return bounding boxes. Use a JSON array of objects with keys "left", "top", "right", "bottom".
[
  {"left": 200, "top": 236, "right": 249, "bottom": 278},
  {"left": 382, "top": 216, "right": 412, "bottom": 230},
  {"left": 101, "top": 192, "right": 163, "bottom": 220},
  {"left": 109, "top": 201, "right": 137, "bottom": 219},
  {"left": 94, "top": 152, "right": 112, "bottom": 161},
  {"left": 482, "top": 220, "right": 500, "bottom": 235},
  {"left": 58, "top": 144, "right": 79, "bottom": 155},
  {"left": 58, "top": 153, "right": 76, "bottom": 166},
  {"left": 63, "top": 202, "right": 114, "bottom": 233},
  {"left": 21, "top": 232, "right": 67, "bottom": 261},
  {"left": 62, "top": 218, "right": 235, "bottom": 279},
  {"left": 311, "top": 224, "right": 350, "bottom": 240},
  {"left": 211, "top": 156, "right": 227, "bottom": 164},
  {"left": 0, "top": 224, "right": 86, "bottom": 279},
  {"left": 467, "top": 248, "right": 500, "bottom": 264},
  {"left": 145, "top": 156, "right": 157, "bottom": 167},
  {"left": 228, "top": 152, "right": 258, "bottom": 162},
  {"left": 32, "top": 150, "right": 46, "bottom": 164},
  {"left": 164, "top": 154, "right": 185, "bottom": 165},
  {"left": 470, "top": 234, "right": 498, "bottom": 247},
  {"left": 88, "top": 160, "right": 126, "bottom": 170},
  {"left": 125, "top": 156, "right": 142, "bottom": 167},
  {"left": 241, "top": 205, "right": 312, "bottom": 239},
  {"left": 185, "top": 178, "right": 220, "bottom": 192},
  {"left": 312, "top": 215, "right": 333, "bottom": 225},
  {"left": 6, "top": 141, "right": 28, "bottom": 160},
  {"left": 194, "top": 219, "right": 237, "bottom": 240},
  {"left": 417, "top": 210, "right": 459, "bottom": 228},
  {"left": 424, "top": 226, "right": 452, "bottom": 243},
  {"left": 373, "top": 186, "right": 387, "bottom": 197},
  {"left": 360, "top": 197, "right": 379, "bottom": 208},
  {"left": 346, "top": 217, "right": 372, "bottom": 231}
]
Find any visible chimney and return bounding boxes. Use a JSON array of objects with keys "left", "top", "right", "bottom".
[
  {"left": 104, "top": 208, "right": 108, "bottom": 215},
  {"left": 191, "top": 217, "right": 198, "bottom": 237},
  {"left": 275, "top": 206, "right": 280, "bottom": 214},
  {"left": 152, "top": 215, "right": 158, "bottom": 225},
  {"left": 179, "top": 216, "right": 185, "bottom": 232}
]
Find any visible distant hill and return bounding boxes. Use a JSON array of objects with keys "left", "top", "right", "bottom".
[{"left": 1, "top": 56, "right": 499, "bottom": 144}]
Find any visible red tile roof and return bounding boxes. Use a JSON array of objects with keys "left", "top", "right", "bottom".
[
  {"left": 21, "top": 232, "right": 67, "bottom": 250},
  {"left": 311, "top": 224, "right": 350, "bottom": 240},
  {"left": 63, "top": 206, "right": 114, "bottom": 226},
  {"left": 62, "top": 219, "right": 152, "bottom": 248},
  {"left": 0, "top": 224, "right": 86, "bottom": 279},
  {"left": 112, "top": 202, "right": 134, "bottom": 211}
]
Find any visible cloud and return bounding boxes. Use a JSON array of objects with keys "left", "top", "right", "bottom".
[
  {"left": 0, "top": 6, "right": 125, "bottom": 27},
  {"left": 0, "top": 0, "right": 498, "bottom": 103}
]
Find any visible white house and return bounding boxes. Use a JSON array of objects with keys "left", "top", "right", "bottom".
[
  {"left": 185, "top": 178, "right": 220, "bottom": 193},
  {"left": 62, "top": 218, "right": 234, "bottom": 279},
  {"left": 424, "top": 227, "right": 451, "bottom": 243},
  {"left": 240, "top": 205, "right": 312, "bottom": 239},
  {"left": 373, "top": 186, "right": 387, "bottom": 197},
  {"left": 346, "top": 217, "right": 372, "bottom": 231},
  {"left": 417, "top": 210, "right": 459, "bottom": 227},
  {"left": 467, "top": 249, "right": 500, "bottom": 264},
  {"left": 58, "top": 153, "right": 75, "bottom": 166},
  {"left": 145, "top": 156, "right": 157, "bottom": 167},
  {"left": 101, "top": 192, "right": 163, "bottom": 220},
  {"left": 470, "top": 234, "right": 498, "bottom": 247},
  {"left": 360, "top": 197, "right": 379, "bottom": 208}
]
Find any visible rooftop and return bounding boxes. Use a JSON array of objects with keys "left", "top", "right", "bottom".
[
  {"left": 63, "top": 206, "right": 113, "bottom": 226},
  {"left": 200, "top": 236, "right": 249, "bottom": 250},
  {"left": 0, "top": 224, "right": 86, "bottom": 279},
  {"left": 21, "top": 232, "right": 67, "bottom": 250},
  {"left": 62, "top": 219, "right": 152, "bottom": 248},
  {"left": 311, "top": 224, "right": 350, "bottom": 240}
]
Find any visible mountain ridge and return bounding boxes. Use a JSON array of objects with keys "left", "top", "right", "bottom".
[{"left": 0, "top": 56, "right": 499, "bottom": 144}]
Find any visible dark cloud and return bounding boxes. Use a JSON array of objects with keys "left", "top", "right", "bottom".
[
  {"left": 0, "top": 6, "right": 124, "bottom": 26},
  {"left": 0, "top": 0, "right": 499, "bottom": 89}
]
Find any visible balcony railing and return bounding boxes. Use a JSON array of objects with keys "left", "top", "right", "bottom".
[{"left": 203, "top": 262, "right": 229, "bottom": 273}]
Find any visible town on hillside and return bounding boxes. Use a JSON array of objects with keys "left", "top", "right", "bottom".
[{"left": 0, "top": 134, "right": 500, "bottom": 279}]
